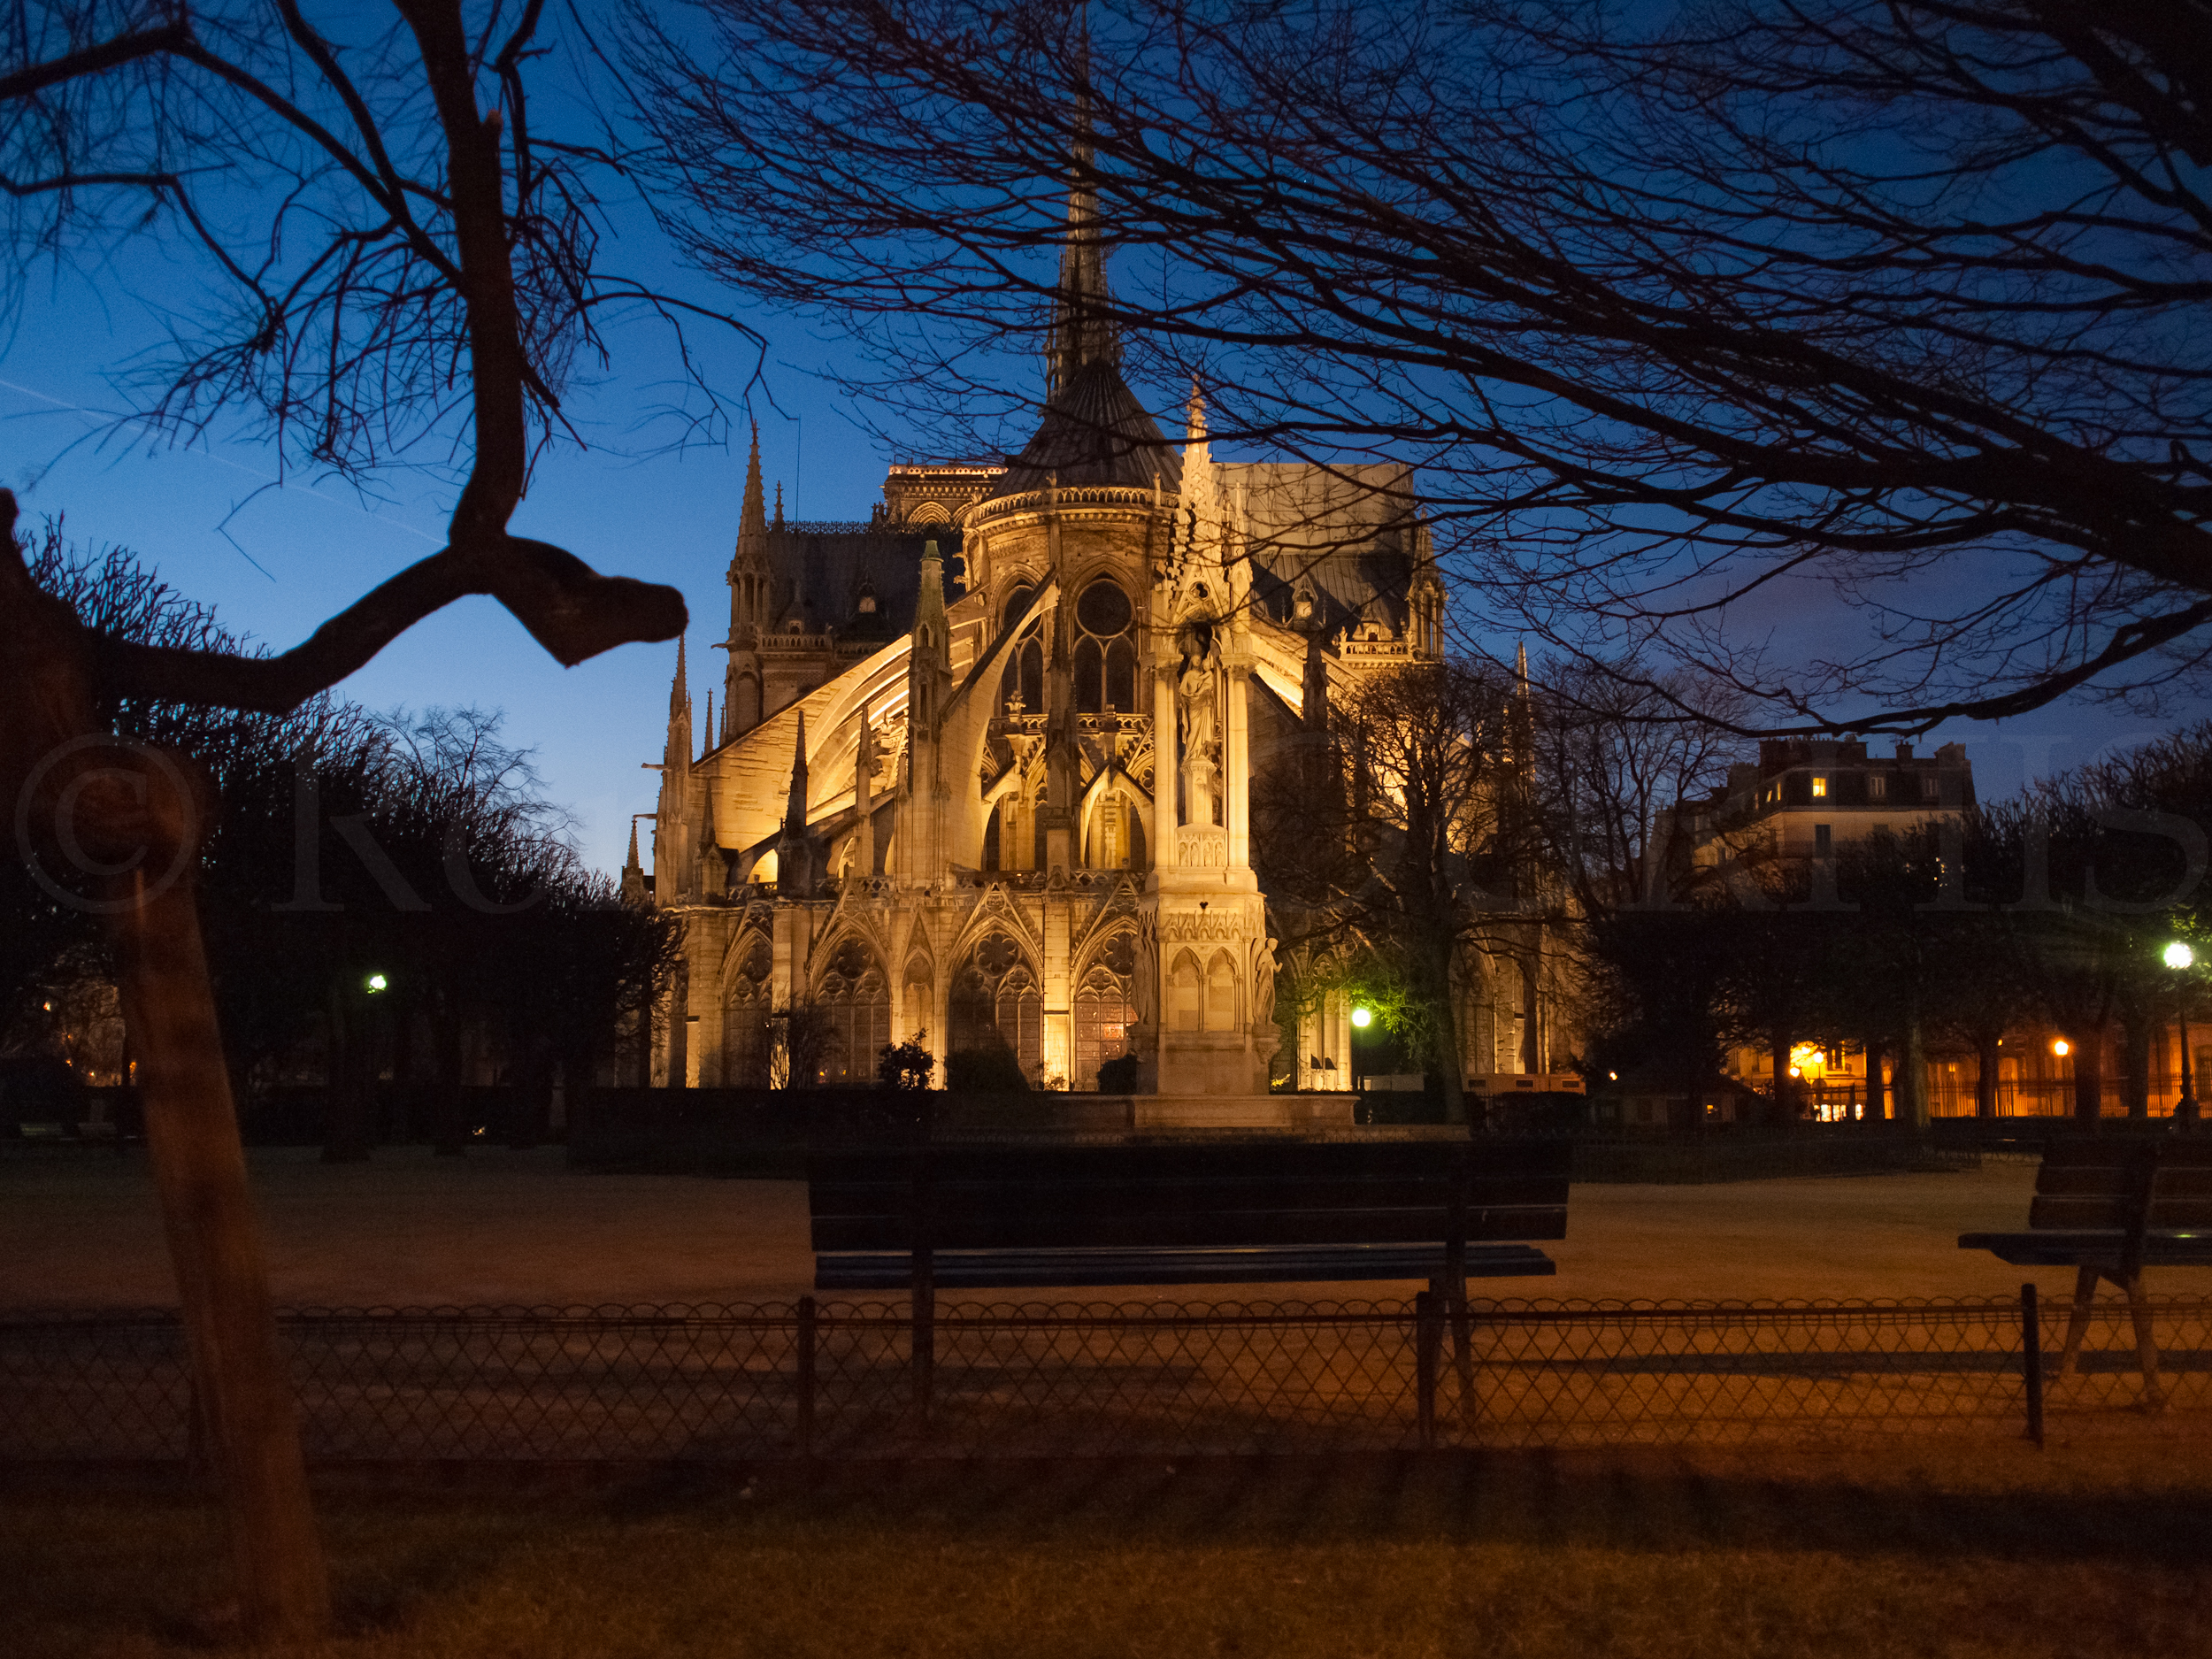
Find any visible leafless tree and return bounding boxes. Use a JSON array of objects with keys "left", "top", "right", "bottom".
[
  {"left": 3, "top": 3, "right": 741, "bottom": 1637},
  {"left": 1530, "top": 655, "right": 1748, "bottom": 921},
  {"left": 1253, "top": 658, "right": 1532, "bottom": 1125},
  {"left": 629, "top": 0, "right": 2212, "bottom": 733}
]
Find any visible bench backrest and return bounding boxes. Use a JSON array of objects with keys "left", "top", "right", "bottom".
[
  {"left": 2028, "top": 1141, "right": 2212, "bottom": 1234},
  {"left": 809, "top": 1140, "right": 1571, "bottom": 1254}
]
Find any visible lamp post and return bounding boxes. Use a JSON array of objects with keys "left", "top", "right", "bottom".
[{"left": 2165, "top": 941, "right": 2198, "bottom": 1129}]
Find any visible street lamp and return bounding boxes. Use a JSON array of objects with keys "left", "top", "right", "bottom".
[
  {"left": 2165, "top": 941, "right": 2198, "bottom": 1128},
  {"left": 365, "top": 972, "right": 388, "bottom": 995},
  {"left": 1350, "top": 1006, "right": 1372, "bottom": 1029}
]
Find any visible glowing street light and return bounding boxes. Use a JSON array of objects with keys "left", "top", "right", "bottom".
[
  {"left": 365, "top": 973, "right": 388, "bottom": 995},
  {"left": 2167, "top": 941, "right": 2199, "bottom": 1127},
  {"left": 1350, "top": 1006, "right": 1373, "bottom": 1029}
]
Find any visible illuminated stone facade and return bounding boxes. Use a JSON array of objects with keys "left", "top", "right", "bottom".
[{"left": 637, "top": 222, "right": 1463, "bottom": 1094}]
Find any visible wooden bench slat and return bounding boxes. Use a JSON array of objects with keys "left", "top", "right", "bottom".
[
  {"left": 814, "top": 1242, "right": 1559, "bottom": 1290},
  {"left": 2031, "top": 1141, "right": 2212, "bottom": 1170},
  {"left": 808, "top": 1174, "right": 1569, "bottom": 1219},
  {"left": 1958, "top": 1229, "right": 2212, "bottom": 1268},
  {"left": 2032, "top": 1165, "right": 2212, "bottom": 1197},
  {"left": 2032, "top": 1195, "right": 2212, "bottom": 1229},
  {"left": 809, "top": 1141, "right": 1572, "bottom": 1183},
  {"left": 807, "top": 1139, "right": 1573, "bottom": 1295},
  {"left": 813, "top": 1204, "right": 1568, "bottom": 1253}
]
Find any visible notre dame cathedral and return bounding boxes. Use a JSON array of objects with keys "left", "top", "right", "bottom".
[{"left": 626, "top": 193, "right": 1578, "bottom": 1103}]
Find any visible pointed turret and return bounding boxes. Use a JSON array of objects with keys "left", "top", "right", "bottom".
[
  {"left": 773, "top": 480, "right": 785, "bottom": 531},
  {"left": 620, "top": 818, "right": 647, "bottom": 905},
  {"left": 854, "top": 701, "right": 878, "bottom": 879},
  {"left": 698, "top": 774, "right": 726, "bottom": 897},
  {"left": 914, "top": 540, "right": 950, "bottom": 680},
  {"left": 1176, "top": 380, "right": 1221, "bottom": 572},
  {"left": 664, "top": 636, "right": 692, "bottom": 774},
  {"left": 1510, "top": 641, "right": 1535, "bottom": 756},
  {"left": 700, "top": 688, "right": 714, "bottom": 762},
  {"left": 896, "top": 541, "right": 956, "bottom": 883},
  {"left": 726, "top": 426, "right": 773, "bottom": 740},
  {"left": 783, "top": 710, "right": 810, "bottom": 839},
  {"left": 739, "top": 423, "right": 768, "bottom": 541},
  {"left": 1302, "top": 624, "right": 1331, "bottom": 735},
  {"left": 654, "top": 638, "right": 694, "bottom": 905}
]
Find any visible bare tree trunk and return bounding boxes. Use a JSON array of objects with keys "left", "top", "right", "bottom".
[
  {"left": 1896, "top": 1018, "right": 1930, "bottom": 1133},
  {"left": 2121, "top": 1010, "right": 2152, "bottom": 1121},
  {"left": 428, "top": 1002, "right": 468, "bottom": 1156},
  {"left": 112, "top": 870, "right": 328, "bottom": 1641},
  {"left": 321, "top": 980, "right": 373, "bottom": 1164},
  {"left": 1435, "top": 982, "right": 1469, "bottom": 1128},
  {"left": 2072, "top": 1024, "right": 2106, "bottom": 1126},
  {"left": 1770, "top": 1022, "right": 1793, "bottom": 1127},
  {"left": 8, "top": 497, "right": 327, "bottom": 1641},
  {"left": 1975, "top": 1033, "right": 2001, "bottom": 1121},
  {"left": 508, "top": 1046, "right": 551, "bottom": 1150}
]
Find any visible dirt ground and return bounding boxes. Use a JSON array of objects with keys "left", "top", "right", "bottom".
[{"left": 0, "top": 1146, "right": 2075, "bottom": 1310}]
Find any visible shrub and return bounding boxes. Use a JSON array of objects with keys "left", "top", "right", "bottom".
[
  {"left": 946, "top": 1045, "right": 1029, "bottom": 1094},
  {"left": 1094, "top": 1052, "right": 1142, "bottom": 1094},
  {"left": 877, "top": 1033, "right": 934, "bottom": 1090}
]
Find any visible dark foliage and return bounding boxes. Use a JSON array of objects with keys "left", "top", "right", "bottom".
[{"left": 947, "top": 1044, "right": 1031, "bottom": 1094}]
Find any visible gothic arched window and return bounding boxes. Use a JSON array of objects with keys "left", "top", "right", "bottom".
[
  {"left": 721, "top": 934, "right": 773, "bottom": 1087},
  {"left": 1073, "top": 580, "right": 1136, "bottom": 714},
  {"left": 1169, "top": 951, "right": 1203, "bottom": 1033},
  {"left": 999, "top": 626, "right": 1043, "bottom": 714},
  {"left": 1205, "top": 950, "right": 1240, "bottom": 1033},
  {"left": 995, "top": 584, "right": 1044, "bottom": 714},
  {"left": 1075, "top": 933, "right": 1138, "bottom": 1089},
  {"left": 1086, "top": 789, "right": 1147, "bottom": 871},
  {"left": 949, "top": 929, "right": 1041, "bottom": 1079},
  {"left": 814, "top": 937, "right": 889, "bottom": 1085}
]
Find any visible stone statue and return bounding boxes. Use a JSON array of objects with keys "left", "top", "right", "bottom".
[
  {"left": 1177, "top": 657, "right": 1216, "bottom": 760},
  {"left": 1252, "top": 937, "right": 1279, "bottom": 1029},
  {"left": 1132, "top": 912, "right": 1158, "bottom": 1029}
]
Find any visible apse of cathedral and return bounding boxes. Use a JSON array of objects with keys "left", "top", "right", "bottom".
[{"left": 631, "top": 204, "right": 1454, "bottom": 1096}]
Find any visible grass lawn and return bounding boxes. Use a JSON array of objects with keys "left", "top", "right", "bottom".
[{"left": 6, "top": 1440, "right": 2210, "bottom": 1658}]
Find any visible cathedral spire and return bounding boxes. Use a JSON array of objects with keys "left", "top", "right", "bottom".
[
  {"left": 1044, "top": 57, "right": 1118, "bottom": 400},
  {"left": 620, "top": 817, "right": 646, "bottom": 905},
  {"left": 664, "top": 636, "right": 692, "bottom": 774},
  {"left": 1508, "top": 640, "right": 1536, "bottom": 772},
  {"left": 740, "top": 422, "right": 768, "bottom": 544},
  {"left": 773, "top": 480, "right": 785, "bottom": 531}
]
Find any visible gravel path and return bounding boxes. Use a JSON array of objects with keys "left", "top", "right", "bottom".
[{"left": 2, "top": 1146, "right": 2055, "bottom": 1309}]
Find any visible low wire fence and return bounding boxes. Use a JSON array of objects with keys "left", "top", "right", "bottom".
[{"left": 4, "top": 1294, "right": 2206, "bottom": 1463}]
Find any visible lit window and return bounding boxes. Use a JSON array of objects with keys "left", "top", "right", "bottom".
[
  {"left": 1921, "top": 774, "right": 1940, "bottom": 802},
  {"left": 1868, "top": 774, "right": 1887, "bottom": 801},
  {"left": 1811, "top": 776, "right": 1827, "bottom": 798}
]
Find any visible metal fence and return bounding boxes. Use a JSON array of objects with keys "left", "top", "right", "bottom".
[{"left": 4, "top": 1294, "right": 2206, "bottom": 1463}]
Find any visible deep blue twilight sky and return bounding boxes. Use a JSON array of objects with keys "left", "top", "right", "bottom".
[{"left": 4, "top": 225, "right": 2192, "bottom": 881}]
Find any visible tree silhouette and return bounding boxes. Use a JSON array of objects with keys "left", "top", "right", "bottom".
[
  {"left": 4, "top": 3, "right": 738, "bottom": 1635},
  {"left": 630, "top": 0, "right": 2212, "bottom": 733}
]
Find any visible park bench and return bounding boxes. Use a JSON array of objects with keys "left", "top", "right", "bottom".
[
  {"left": 1959, "top": 1139, "right": 2212, "bottom": 1408},
  {"left": 808, "top": 1139, "right": 1571, "bottom": 1418}
]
